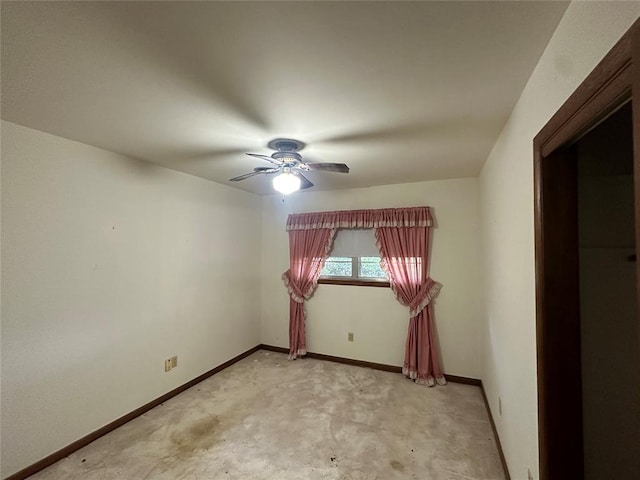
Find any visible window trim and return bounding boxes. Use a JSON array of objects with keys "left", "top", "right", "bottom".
[{"left": 317, "top": 277, "right": 390, "bottom": 288}]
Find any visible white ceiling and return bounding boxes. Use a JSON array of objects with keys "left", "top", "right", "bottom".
[{"left": 1, "top": 1, "right": 568, "bottom": 195}]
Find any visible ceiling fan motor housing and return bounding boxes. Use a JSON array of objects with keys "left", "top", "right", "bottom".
[{"left": 267, "top": 138, "right": 305, "bottom": 152}]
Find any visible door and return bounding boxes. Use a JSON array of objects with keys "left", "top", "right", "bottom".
[{"left": 534, "top": 20, "right": 640, "bottom": 480}]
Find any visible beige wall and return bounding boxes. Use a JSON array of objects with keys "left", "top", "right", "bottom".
[
  {"left": 0, "top": 122, "right": 262, "bottom": 478},
  {"left": 260, "top": 178, "right": 483, "bottom": 378},
  {"left": 478, "top": 3, "right": 640, "bottom": 480}
]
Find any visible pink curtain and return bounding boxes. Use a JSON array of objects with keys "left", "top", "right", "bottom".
[
  {"left": 281, "top": 228, "right": 336, "bottom": 359},
  {"left": 282, "top": 207, "right": 444, "bottom": 385},
  {"left": 375, "top": 226, "right": 445, "bottom": 386},
  {"left": 286, "top": 207, "right": 433, "bottom": 231}
]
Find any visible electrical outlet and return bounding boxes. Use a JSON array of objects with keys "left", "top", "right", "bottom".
[
  {"left": 348, "top": 332, "right": 354, "bottom": 342},
  {"left": 528, "top": 468, "right": 534, "bottom": 480},
  {"left": 164, "top": 358, "right": 172, "bottom": 372},
  {"left": 499, "top": 397, "right": 502, "bottom": 416},
  {"left": 171, "top": 355, "right": 178, "bottom": 368}
]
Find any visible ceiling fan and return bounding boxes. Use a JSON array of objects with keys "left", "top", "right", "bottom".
[{"left": 229, "top": 138, "right": 349, "bottom": 194}]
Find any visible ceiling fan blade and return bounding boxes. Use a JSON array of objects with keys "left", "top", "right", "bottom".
[
  {"left": 305, "top": 162, "right": 350, "bottom": 173},
  {"left": 246, "top": 153, "right": 282, "bottom": 165},
  {"left": 229, "top": 171, "right": 264, "bottom": 182},
  {"left": 254, "top": 166, "right": 280, "bottom": 173},
  {"left": 296, "top": 173, "right": 314, "bottom": 189}
]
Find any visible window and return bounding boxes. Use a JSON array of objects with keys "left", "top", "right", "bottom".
[
  {"left": 359, "top": 256, "right": 386, "bottom": 278},
  {"left": 321, "top": 256, "right": 354, "bottom": 277},
  {"left": 321, "top": 256, "right": 387, "bottom": 279},
  {"left": 319, "top": 229, "right": 389, "bottom": 287}
]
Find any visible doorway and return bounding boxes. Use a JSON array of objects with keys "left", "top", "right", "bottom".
[
  {"left": 576, "top": 103, "right": 639, "bottom": 479},
  {"left": 534, "top": 20, "right": 640, "bottom": 480}
]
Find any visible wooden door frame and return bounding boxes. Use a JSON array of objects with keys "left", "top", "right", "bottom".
[{"left": 534, "top": 19, "right": 640, "bottom": 480}]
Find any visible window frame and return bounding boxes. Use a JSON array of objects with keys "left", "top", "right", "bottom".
[{"left": 318, "top": 256, "right": 390, "bottom": 288}]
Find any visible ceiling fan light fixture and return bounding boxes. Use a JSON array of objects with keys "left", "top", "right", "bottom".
[{"left": 272, "top": 171, "right": 301, "bottom": 195}]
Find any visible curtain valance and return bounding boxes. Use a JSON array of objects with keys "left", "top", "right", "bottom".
[{"left": 285, "top": 207, "right": 433, "bottom": 231}]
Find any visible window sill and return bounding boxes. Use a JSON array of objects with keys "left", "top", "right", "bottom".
[{"left": 318, "top": 278, "right": 390, "bottom": 288}]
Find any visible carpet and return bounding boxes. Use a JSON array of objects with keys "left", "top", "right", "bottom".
[{"left": 29, "top": 350, "right": 505, "bottom": 479}]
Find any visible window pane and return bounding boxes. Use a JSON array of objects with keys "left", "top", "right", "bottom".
[
  {"left": 321, "top": 257, "right": 353, "bottom": 277},
  {"left": 359, "top": 257, "right": 386, "bottom": 279}
]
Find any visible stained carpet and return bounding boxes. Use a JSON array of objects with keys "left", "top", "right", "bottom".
[{"left": 29, "top": 350, "right": 505, "bottom": 479}]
